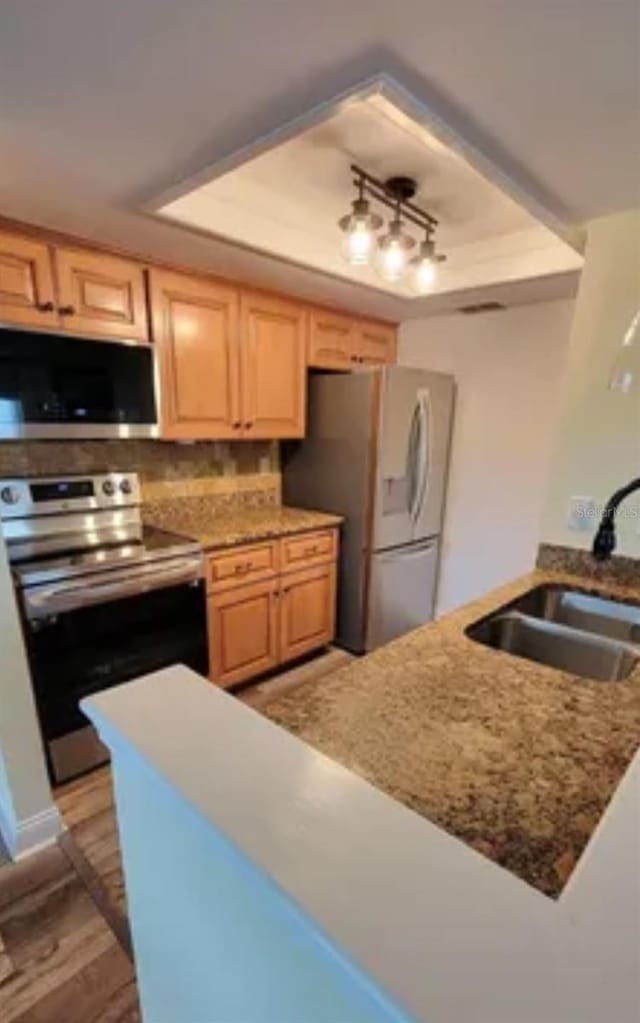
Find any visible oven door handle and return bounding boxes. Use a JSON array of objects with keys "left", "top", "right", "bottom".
[{"left": 24, "top": 556, "right": 204, "bottom": 620}]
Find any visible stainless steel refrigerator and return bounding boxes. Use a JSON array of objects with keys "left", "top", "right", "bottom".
[{"left": 282, "top": 366, "right": 455, "bottom": 653}]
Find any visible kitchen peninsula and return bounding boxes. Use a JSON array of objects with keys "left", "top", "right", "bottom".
[
  {"left": 83, "top": 553, "right": 640, "bottom": 1023},
  {"left": 264, "top": 559, "right": 640, "bottom": 897}
]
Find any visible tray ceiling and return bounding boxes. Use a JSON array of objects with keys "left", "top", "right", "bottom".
[{"left": 153, "top": 86, "right": 583, "bottom": 300}]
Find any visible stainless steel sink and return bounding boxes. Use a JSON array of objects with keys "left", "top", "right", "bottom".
[
  {"left": 467, "top": 585, "right": 640, "bottom": 682},
  {"left": 506, "top": 585, "right": 640, "bottom": 644}
]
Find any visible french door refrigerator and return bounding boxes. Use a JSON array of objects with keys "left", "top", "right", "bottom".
[{"left": 282, "top": 366, "right": 455, "bottom": 653}]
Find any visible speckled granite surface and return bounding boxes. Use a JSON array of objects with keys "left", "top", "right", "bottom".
[
  {"left": 143, "top": 497, "right": 342, "bottom": 549},
  {"left": 537, "top": 542, "right": 640, "bottom": 587},
  {"left": 263, "top": 569, "right": 640, "bottom": 898}
]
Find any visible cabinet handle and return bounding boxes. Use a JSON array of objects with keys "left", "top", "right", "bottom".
[
  {"left": 233, "top": 561, "right": 255, "bottom": 575},
  {"left": 36, "top": 301, "right": 54, "bottom": 313},
  {"left": 58, "top": 305, "right": 76, "bottom": 316}
]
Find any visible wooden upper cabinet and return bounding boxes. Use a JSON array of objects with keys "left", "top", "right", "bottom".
[
  {"left": 150, "top": 269, "right": 241, "bottom": 440},
  {"left": 308, "top": 309, "right": 355, "bottom": 370},
  {"left": 240, "top": 292, "right": 306, "bottom": 439},
  {"left": 0, "top": 230, "right": 58, "bottom": 329},
  {"left": 355, "top": 320, "right": 397, "bottom": 365},
  {"left": 307, "top": 307, "right": 397, "bottom": 370},
  {"left": 54, "top": 248, "right": 149, "bottom": 342}
]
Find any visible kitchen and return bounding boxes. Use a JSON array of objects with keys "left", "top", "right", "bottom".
[{"left": 0, "top": 4, "right": 639, "bottom": 1021}]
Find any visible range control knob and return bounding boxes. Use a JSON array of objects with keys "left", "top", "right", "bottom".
[
  {"left": 102, "top": 479, "right": 116, "bottom": 497},
  {"left": 0, "top": 485, "right": 20, "bottom": 505},
  {"left": 119, "top": 478, "right": 132, "bottom": 496}
]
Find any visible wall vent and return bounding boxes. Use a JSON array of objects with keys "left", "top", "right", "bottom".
[{"left": 458, "top": 301, "right": 507, "bottom": 314}]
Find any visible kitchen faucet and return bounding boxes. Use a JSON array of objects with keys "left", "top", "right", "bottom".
[{"left": 592, "top": 477, "right": 640, "bottom": 560}]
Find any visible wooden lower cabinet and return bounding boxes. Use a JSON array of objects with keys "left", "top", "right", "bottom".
[
  {"left": 279, "top": 562, "right": 337, "bottom": 664},
  {"left": 208, "top": 578, "right": 279, "bottom": 688},
  {"left": 206, "top": 529, "right": 338, "bottom": 688}
]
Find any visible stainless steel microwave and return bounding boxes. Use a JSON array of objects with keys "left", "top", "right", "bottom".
[{"left": 0, "top": 328, "right": 158, "bottom": 439}]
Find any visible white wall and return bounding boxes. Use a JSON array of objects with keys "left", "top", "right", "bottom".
[
  {"left": 399, "top": 299, "right": 574, "bottom": 613},
  {"left": 0, "top": 534, "right": 61, "bottom": 857},
  {"left": 541, "top": 209, "right": 640, "bottom": 556}
]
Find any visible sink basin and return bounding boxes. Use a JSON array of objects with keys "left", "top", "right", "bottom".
[
  {"left": 466, "top": 585, "right": 640, "bottom": 682},
  {"left": 470, "top": 611, "right": 639, "bottom": 682},
  {"left": 506, "top": 584, "right": 640, "bottom": 644}
]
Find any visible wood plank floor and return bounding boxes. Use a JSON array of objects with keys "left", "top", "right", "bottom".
[{"left": 0, "top": 844, "right": 139, "bottom": 1023}]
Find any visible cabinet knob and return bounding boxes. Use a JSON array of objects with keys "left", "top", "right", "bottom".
[
  {"left": 232, "top": 421, "right": 242, "bottom": 429},
  {"left": 58, "top": 305, "right": 76, "bottom": 316},
  {"left": 36, "top": 301, "right": 54, "bottom": 313},
  {"left": 244, "top": 421, "right": 253, "bottom": 429}
]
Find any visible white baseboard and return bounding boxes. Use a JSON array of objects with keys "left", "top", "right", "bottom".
[{"left": 0, "top": 803, "right": 63, "bottom": 861}]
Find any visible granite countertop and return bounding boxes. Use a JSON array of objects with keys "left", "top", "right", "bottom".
[
  {"left": 143, "top": 497, "right": 342, "bottom": 550},
  {"left": 263, "top": 568, "right": 640, "bottom": 898}
]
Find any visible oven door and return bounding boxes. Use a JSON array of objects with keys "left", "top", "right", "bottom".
[{"left": 23, "top": 566, "right": 208, "bottom": 783}]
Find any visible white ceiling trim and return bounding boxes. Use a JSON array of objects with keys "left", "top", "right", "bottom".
[{"left": 145, "top": 74, "right": 586, "bottom": 256}]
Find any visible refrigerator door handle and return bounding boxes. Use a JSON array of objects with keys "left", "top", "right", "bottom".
[
  {"left": 377, "top": 538, "right": 437, "bottom": 562},
  {"left": 411, "top": 388, "right": 432, "bottom": 523},
  {"left": 405, "top": 403, "right": 420, "bottom": 513}
]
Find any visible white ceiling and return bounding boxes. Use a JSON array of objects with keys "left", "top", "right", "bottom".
[
  {"left": 156, "top": 90, "right": 583, "bottom": 298},
  {"left": 0, "top": 0, "right": 638, "bottom": 318}
]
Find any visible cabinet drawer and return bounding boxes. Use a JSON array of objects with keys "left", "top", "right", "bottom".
[
  {"left": 206, "top": 541, "right": 278, "bottom": 591},
  {"left": 280, "top": 529, "right": 337, "bottom": 572}
]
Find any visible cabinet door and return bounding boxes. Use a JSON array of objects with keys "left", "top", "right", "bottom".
[
  {"left": 0, "top": 230, "right": 58, "bottom": 329},
  {"left": 150, "top": 269, "right": 241, "bottom": 440},
  {"left": 208, "top": 579, "right": 279, "bottom": 687},
  {"left": 354, "top": 320, "right": 397, "bottom": 365},
  {"left": 240, "top": 292, "right": 306, "bottom": 438},
  {"left": 279, "top": 563, "right": 337, "bottom": 664},
  {"left": 54, "top": 247, "right": 149, "bottom": 341},
  {"left": 308, "top": 309, "right": 355, "bottom": 370}
]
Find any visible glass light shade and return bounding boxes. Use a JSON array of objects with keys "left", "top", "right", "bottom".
[
  {"left": 409, "top": 238, "right": 443, "bottom": 294},
  {"left": 338, "top": 197, "right": 382, "bottom": 266},
  {"left": 375, "top": 218, "right": 415, "bottom": 282},
  {"left": 341, "top": 221, "right": 375, "bottom": 265},
  {"left": 411, "top": 256, "right": 437, "bottom": 293},
  {"left": 609, "top": 310, "right": 640, "bottom": 394}
]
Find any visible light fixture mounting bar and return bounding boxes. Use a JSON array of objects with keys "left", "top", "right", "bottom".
[{"left": 350, "top": 164, "right": 438, "bottom": 231}]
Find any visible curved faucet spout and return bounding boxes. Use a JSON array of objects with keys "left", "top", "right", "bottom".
[{"left": 592, "top": 477, "right": 640, "bottom": 560}]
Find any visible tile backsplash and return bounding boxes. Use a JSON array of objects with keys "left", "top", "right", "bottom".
[{"left": 0, "top": 440, "right": 281, "bottom": 508}]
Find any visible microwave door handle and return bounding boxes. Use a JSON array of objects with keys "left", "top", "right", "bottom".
[
  {"left": 412, "top": 389, "right": 432, "bottom": 523},
  {"left": 25, "top": 558, "right": 203, "bottom": 618}
]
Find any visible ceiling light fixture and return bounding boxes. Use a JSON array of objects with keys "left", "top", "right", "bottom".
[{"left": 338, "top": 166, "right": 445, "bottom": 290}]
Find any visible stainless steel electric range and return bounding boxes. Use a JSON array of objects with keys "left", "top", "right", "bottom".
[{"left": 0, "top": 472, "right": 208, "bottom": 784}]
